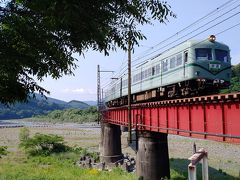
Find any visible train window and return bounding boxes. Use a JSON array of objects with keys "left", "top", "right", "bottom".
[
  {"left": 184, "top": 51, "right": 188, "bottom": 62},
  {"left": 142, "top": 70, "right": 146, "bottom": 79},
  {"left": 148, "top": 68, "right": 152, "bottom": 77},
  {"left": 133, "top": 75, "right": 136, "bottom": 83},
  {"left": 142, "top": 70, "right": 145, "bottom": 79},
  {"left": 152, "top": 67, "right": 155, "bottom": 75},
  {"left": 145, "top": 70, "right": 148, "bottom": 78},
  {"left": 123, "top": 79, "right": 127, "bottom": 87},
  {"left": 155, "top": 64, "right": 160, "bottom": 74},
  {"left": 215, "top": 49, "right": 229, "bottom": 62},
  {"left": 138, "top": 73, "right": 141, "bottom": 81},
  {"left": 195, "top": 48, "right": 212, "bottom": 60},
  {"left": 162, "top": 60, "right": 168, "bottom": 72},
  {"left": 170, "top": 57, "right": 176, "bottom": 68},
  {"left": 176, "top": 54, "right": 182, "bottom": 65}
]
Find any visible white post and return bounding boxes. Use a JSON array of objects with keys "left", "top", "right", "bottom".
[
  {"left": 202, "top": 156, "right": 209, "bottom": 180},
  {"left": 188, "top": 147, "right": 208, "bottom": 180},
  {"left": 188, "top": 164, "right": 196, "bottom": 180}
]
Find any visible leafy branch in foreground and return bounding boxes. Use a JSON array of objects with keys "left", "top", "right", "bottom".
[{"left": 0, "top": 0, "right": 175, "bottom": 104}]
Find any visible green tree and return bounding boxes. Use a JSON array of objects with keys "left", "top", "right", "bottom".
[
  {"left": 221, "top": 63, "right": 240, "bottom": 93},
  {"left": 232, "top": 63, "right": 240, "bottom": 77},
  {"left": 0, "top": 146, "right": 8, "bottom": 158},
  {"left": 0, "top": 0, "right": 175, "bottom": 104},
  {"left": 19, "top": 133, "right": 70, "bottom": 156}
]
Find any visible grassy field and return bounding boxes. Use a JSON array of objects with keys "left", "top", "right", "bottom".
[{"left": 0, "top": 125, "right": 240, "bottom": 179}]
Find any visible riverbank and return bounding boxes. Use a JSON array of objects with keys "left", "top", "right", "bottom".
[{"left": 0, "top": 121, "right": 239, "bottom": 179}]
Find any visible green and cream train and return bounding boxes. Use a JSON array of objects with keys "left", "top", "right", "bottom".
[{"left": 105, "top": 36, "right": 231, "bottom": 107}]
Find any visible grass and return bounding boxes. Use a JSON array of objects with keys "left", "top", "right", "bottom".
[
  {"left": 0, "top": 152, "right": 188, "bottom": 180},
  {"left": 0, "top": 126, "right": 240, "bottom": 179},
  {"left": 0, "top": 151, "right": 136, "bottom": 180}
]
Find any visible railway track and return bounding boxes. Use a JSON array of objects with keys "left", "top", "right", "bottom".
[
  {"left": 102, "top": 92, "right": 240, "bottom": 144},
  {"left": 105, "top": 92, "right": 240, "bottom": 108}
]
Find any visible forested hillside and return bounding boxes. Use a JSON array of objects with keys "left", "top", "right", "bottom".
[
  {"left": 0, "top": 95, "right": 93, "bottom": 120},
  {"left": 221, "top": 63, "right": 240, "bottom": 93},
  {"left": 29, "top": 107, "right": 98, "bottom": 123}
]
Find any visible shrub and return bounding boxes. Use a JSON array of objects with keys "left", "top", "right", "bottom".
[
  {"left": 19, "top": 127, "right": 30, "bottom": 142},
  {"left": 19, "top": 133, "right": 70, "bottom": 156},
  {"left": 0, "top": 146, "right": 8, "bottom": 158}
]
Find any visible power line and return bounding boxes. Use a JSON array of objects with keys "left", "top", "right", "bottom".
[
  {"left": 113, "top": 7, "right": 240, "bottom": 79},
  {"left": 152, "top": 0, "right": 238, "bottom": 48},
  {"left": 103, "top": 21, "right": 240, "bottom": 92},
  {"left": 114, "top": 0, "right": 239, "bottom": 72},
  {"left": 131, "top": 2, "right": 240, "bottom": 65},
  {"left": 103, "top": 1, "right": 240, "bottom": 91}
]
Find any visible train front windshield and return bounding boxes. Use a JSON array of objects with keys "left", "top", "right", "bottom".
[
  {"left": 195, "top": 48, "right": 212, "bottom": 60},
  {"left": 215, "top": 49, "right": 229, "bottom": 62},
  {"left": 195, "top": 48, "right": 229, "bottom": 63}
]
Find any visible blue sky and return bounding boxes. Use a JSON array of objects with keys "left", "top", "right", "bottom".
[{"left": 38, "top": 0, "right": 240, "bottom": 102}]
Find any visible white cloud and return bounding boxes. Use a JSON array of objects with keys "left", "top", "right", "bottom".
[
  {"left": 72, "top": 88, "right": 85, "bottom": 93},
  {"left": 62, "top": 88, "right": 96, "bottom": 95}
]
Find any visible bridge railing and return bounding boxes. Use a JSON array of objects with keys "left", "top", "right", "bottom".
[{"left": 102, "top": 93, "right": 240, "bottom": 144}]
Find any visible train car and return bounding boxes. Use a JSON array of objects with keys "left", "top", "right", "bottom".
[{"left": 105, "top": 35, "right": 231, "bottom": 107}]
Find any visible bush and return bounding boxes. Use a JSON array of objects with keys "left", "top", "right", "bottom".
[
  {"left": 0, "top": 146, "right": 8, "bottom": 158},
  {"left": 19, "top": 133, "right": 70, "bottom": 156},
  {"left": 72, "top": 146, "right": 100, "bottom": 162},
  {"left": 19, "top": 127, "right": 30, "bottom": 142}
]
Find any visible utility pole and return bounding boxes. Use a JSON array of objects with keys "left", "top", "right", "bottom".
[
  {"left": 97, "top": 65, "right": 101, "bottom": 123},
  {"left": 97, "top": 65, "right": 116, "bottom": 162},
  {"left": 128, "top": 36, "right": 132, "bottom": 144},
  {"left": 97, "top": 65, "right": 114, "bottom": 123}
]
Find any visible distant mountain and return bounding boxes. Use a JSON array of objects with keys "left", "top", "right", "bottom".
[
  {"left": 67, "top": 100, "right": 90, "bottom": 109},
  {"left": 82, "top": 101, "right": 97, "bottom": 106},
  {"left": 0, "top": 95, "right": 91, "bottom": 120}
]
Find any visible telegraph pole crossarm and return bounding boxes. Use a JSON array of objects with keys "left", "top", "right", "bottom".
[{"left": 97, "top": 65, "right": 114, "bottom": 123}]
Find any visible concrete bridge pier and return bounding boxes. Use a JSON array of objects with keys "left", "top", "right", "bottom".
[
  {"left": 136, "top": 131, "right": 170, "bottom": 180},
  {"left": 100, "top": 122, "right": 123, "bottom": 163}
]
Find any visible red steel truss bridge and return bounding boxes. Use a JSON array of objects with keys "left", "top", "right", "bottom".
[{"left": 102, "top": 92, "right": 240, "bottom": 144}]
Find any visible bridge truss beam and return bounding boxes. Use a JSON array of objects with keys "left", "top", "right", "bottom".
[{"left": 102, "top": 93, "right": 240, "bottom": 144}]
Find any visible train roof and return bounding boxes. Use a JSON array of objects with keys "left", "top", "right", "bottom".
[{"left": 134, "top": 38, "right": 230, "bottom": 70}]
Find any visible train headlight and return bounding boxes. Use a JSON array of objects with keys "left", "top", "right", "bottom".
[
  {"left": 208, "top": 35, "right": 216, "bottom": 42},
  {"left": 195, "top": 71, "right": 200, "bottom": 76},
  {"left": 213, "top": 79, "right": 219, "bottom": 84}
]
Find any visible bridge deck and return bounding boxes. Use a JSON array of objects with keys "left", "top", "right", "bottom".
[{"left": 102, "top": 93, "right": 240, "bottom": 144}]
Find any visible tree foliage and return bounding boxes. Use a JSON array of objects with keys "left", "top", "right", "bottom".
[
  {"left": 31, "top": 106, "right": 98, "bottom": 123},
  {"left": 232, "top": 63, "right": 240, "bottom": 77},
  {"left": 19, "top": 132, "right": 70, "bottom": 156},
  {"left": 0, "top": 0, "right": 175, "bottom": 104},
  {"left": 0, "top": 146, "right": 8, "bottom": 158},
  {"left": 221, "top": 63, "right": 240, "bottom": 93}
]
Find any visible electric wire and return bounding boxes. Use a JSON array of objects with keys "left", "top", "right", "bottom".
[
  {"left": 102, "top": 2, "right": 240, "bottom": 93},
  {"left": 111, "top": 7, "right": 240, "bottom": 81},
  {"left": 103, "top": 21, "right": 240, "bottom": 93},
  {"left": 112, "top": 0, "right": 239, "bottom": 76}
]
